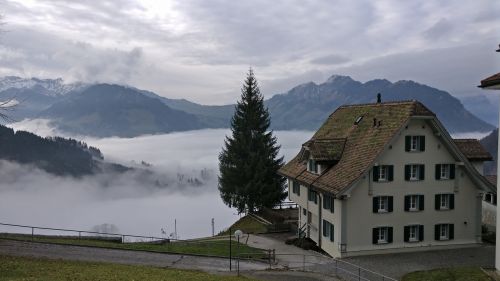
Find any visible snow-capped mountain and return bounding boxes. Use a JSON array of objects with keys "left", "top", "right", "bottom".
[{"left": 0, "top": 76, "right": 88, "bottom": 97}]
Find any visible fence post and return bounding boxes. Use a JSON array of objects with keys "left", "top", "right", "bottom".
[
  {"left": 272, "top": 249, "right": 276, "bottom": 264},
  {"left": 335, "top": 259, "right": 338, "bottom": 276},
  {"left": 358, "top": 266, "right": 361, "bottom": 281}
]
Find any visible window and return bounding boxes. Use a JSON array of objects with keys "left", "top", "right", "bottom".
[
  {"left": 308, "top": 189, "right": 318, "bottom": 204},
  {"left": 322, "top": 220, "right": 334, "bottom": 242},
  {"left": 435, "top": 164, "right": 455, "bottom": 180},
  {"left": 303, "top": 208, "right": 307, "bottom": 216},
  {"left": 323, "top": 194, "right": 334, "bottom": 213},
  {"left": 405, "top": 195, "right": 424, "bottom": 211},
  {"left": 410, "top": 165, "right": 418, "bottom": 180},
  {"left": 307, "top": 211, "right": 312, "bottom": 224},
  {"left": 373, "top": 165, "right": 394, "bottom": 182},
  {"left": 405, "top": 136, "right": 425, "bottom": 152},
  {"left": 405, "top": 164, "right": 424, "bottom": 181},
  {"left": 372, "top": 227, "right": 393, "bottom": 244},
  {"left": 292, "top": 181, "right": 300, "bottom": 196},
  {"left": 435, "top": 194, "right": 454, "bottom": 210},
  {"left": 373, "top": 196, "right": 393, "bottom": 213},
  {"left": 308, "top": 159, "right": 318, "bottom": 173},
  {"left": 404, "top": 225, "right": 424, "bottom": 242},
  {"left": 435, "top": 224, "right": 454, "bottom": 241}
]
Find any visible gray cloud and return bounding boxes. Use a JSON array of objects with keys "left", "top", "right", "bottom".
[
  {"left": 310, "top": 54, "right": 351, "bottom": 65},
  {"left": 0, "top": 0, "right": 499, "bottom": 104}
]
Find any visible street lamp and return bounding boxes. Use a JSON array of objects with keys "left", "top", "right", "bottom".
[{"left": 234, "top": 229, "right": 244, "bottom": 276}]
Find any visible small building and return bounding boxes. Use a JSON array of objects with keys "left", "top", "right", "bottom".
[{"left": 278, "top": 100, "right": 494, "bottom": 257}]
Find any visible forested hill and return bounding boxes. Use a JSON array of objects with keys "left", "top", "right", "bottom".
[{"left": 0, "top": 124, "right": 117, "bottom": 177}]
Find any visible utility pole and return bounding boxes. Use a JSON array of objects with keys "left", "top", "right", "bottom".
[
  {"left": 174, "top": 219, "right": 177, "bottom": 240},
  {"left": 211, "top": 218, "right": 215, "bottom": 237}
]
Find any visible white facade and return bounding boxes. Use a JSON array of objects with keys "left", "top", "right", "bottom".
[{"left": 288, "top": 119, "right": 486, "bottom": 258}]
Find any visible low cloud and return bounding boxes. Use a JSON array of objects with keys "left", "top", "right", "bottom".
[{"left": 310, "top": 54, "right": 351, "bottom": 65}]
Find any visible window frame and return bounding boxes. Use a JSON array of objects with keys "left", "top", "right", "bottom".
[
  {"left": 379, "top": 166, "right": 388, "bottom": 181},
  {"left": 292, "top": 181, "right": 300, "bottom": 196},
  {"left": 410, "top": 136, "right": 419, "bottom": 151},
  {"left": 440, "top": 194, "right": 449, "bottom": 210},
  {"left": 440, "top": 164, "right": 450, "bottom": 180},
  {"left": 409, "top": 195, "right": 418, "bottom": 211},
  {"left": 440, "top": 224, "right": 449, "bottom": 240},
  {"left": 378, "top": 196, "right": 388, "bottom": 213},
  {"left": 378, "top": 227, "right": 388, "bottom": 244},
  {"left": 308, "top": 159, "right": 318, "bottom": 174},
  {"left": 410, "top": 165, "right": 419, "bottom": 181}
]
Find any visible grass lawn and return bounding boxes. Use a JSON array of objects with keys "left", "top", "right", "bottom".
[
  {"left": 0, "top": 254, "right": 258, "bottom": 281},
  {"left": 402, "top": 267, "right": 491, "bottom": 281},
  {"left": 220, "top": 215, "right": 268, "bottom": 235},
  {"left": 0, "top": 233, "right": 265, "bottom": 259}
]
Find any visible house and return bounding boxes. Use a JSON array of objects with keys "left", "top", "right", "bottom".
[{"left": 278, "top": 99, "right": 495, "bottom": 257}]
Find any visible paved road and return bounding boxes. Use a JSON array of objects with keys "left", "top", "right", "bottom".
[
  {"left": 0, "top": 239, "right": 267, "bottom": 273},
  {"left": 0, "top": 239, "right": 342, "bottom": 281},
  {"left": 343, "top": 244, "right": 495, "bottom": 279}
]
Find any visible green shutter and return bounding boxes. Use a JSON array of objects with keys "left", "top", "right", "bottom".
[
  {"left": 405, "top": 165, "right": 410, "bottom": 181},
  {"left": 450, "top": 165, "right": 455, "bottom": 179},
  {"left": 435, "top": 164, "right": 441, "bottom": 180},
  {"left": 404, "top": 226, "right": 410, "bottom": 242},
  {"left": 388, "top": 165, "right": 394, "bottom": 181},
  {"left": 322, "top": 220, "right": 327, "bottom": 237},
  {"left": 373, "top": 166, "right": 380, "bottom": 182},
  {"left": 419, "top": 195, "right": 425, "bottom": 211},
  {"left": 419, "top": 136, "right": 425, "bottom": 151},
  {"left": 330, "top": 224, "right": 334, "bottom": 242},
  {"left": 449, "top": 194, "right": 455, "bottom": 209},
  {"left": 449, "top": 224, "right": 454, "bottom": 240},
  {"left": 435, "top": 224, "right": 440, "bottom": 240},
  {"left": 388, "top": 227, "right": 393, "bottom": 243},
  {"left": 404, "top": 195, "right": 410, "bottom": 211},
  {"left": 373, "top": 197, "right": 379, "bottom": 213},
  {"left": 419, "top": 165, "right": 425, "bottom": 180},
  {"left": 435, "top": 194, "right": 441, "bottom": 210},
  {"left": 388, "top": 196, "right": 393, "bottom": 212},
  {"left": 419, "top": 225, "right": 424, "bottom": 241},
  {"left": 405, "top": 136, "right": 411, "bottom": 151},
  {"left": 372, "top": 228, "right": 379, "bottom": 244}
]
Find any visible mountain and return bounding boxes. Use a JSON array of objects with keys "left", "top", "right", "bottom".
[
  {"left": 461, "top": 94, "right": 499, "bottom": 127},
  {"left": 481, "top": 129, "right": 498, "bottom": 175},
  {"left": 265, "top": 75, "right": 494, "bottom": 133},
  {"left": 0, "top": 76, "right": 88, "bottom": 122},
  {"left": 0, "top": 124, "right": 117, "bottom": 176},
  {"left": 39, "top": 84, "right": 204, "bottom": 137},
  {"left": 0, "top": 75, "right": 494, "bottom": 137}
]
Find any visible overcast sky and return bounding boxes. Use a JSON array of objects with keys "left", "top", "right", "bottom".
[{"left": 0, "top": 0, "right": 499, "bottom": 104}]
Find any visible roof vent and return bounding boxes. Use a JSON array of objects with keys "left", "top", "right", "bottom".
[{"left": 377, "top": 93, "right": 382, "bottom": 103}]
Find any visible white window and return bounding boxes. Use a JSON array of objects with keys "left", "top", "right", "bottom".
[
  {"left": 440, "top": 194, "right": 449, "bottom": 209},
  {"left": 410, "top": 136, "right": 419, "bottom": 151},
  {"left": 409, "top": 225, "right": 418, "bottom": 242},
  {"left": 440, "top": 224, "right": 449, "bottom": 240},
  {"left": 308, "top": 159, "right": 318, "bottom": 173},
  {"left": 440, "top": 164, "right": 450, "bottom": 179},
  {"left": 378, "top": 196, "right": 388, "bottom": 212},
  {"left": 378, "top": 227, "right": 388, "bottom": 243},
  {"left": 410, "top": 165, "right": 419, "bottom": 180},
  {"left": 409, "top": 195, "right": 418, "bottom": 211},
  {"left": 379, "top": 166, "right": 388, "bottom": 181}
]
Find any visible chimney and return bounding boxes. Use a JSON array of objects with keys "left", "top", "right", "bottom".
[{"left": 377, "top": 93, "right": 382, "bottom": 103}]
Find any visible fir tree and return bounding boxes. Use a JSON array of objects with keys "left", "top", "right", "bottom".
[{"left": 218, "top": 69, "right": 286, "bottom": 213}]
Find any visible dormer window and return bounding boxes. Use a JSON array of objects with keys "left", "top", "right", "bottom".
[{"left": 308, "top": 159, "right": 318, "bottom": 174}]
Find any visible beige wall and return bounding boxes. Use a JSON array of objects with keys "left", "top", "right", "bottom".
[{"left": 342, "top": 119, "right": 482, "bottom": 256}]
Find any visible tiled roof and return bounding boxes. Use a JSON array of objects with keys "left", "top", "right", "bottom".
[
  {"left": 453, "top": 139, "right": 493, "bottom": 161},
  {"left": 299, "top": 138, "right": 346, "bottom": 161},
  {"left": 479, "top": 73, "right": 500, "bottom": 88},
  {"left": 485, "top": 175, "right": 496, "bottom": 188},
  {"left": 278, "top": 100, "right": 435, "bottom": 194}
]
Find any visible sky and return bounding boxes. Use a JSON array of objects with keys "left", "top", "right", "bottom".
[{"left": 0, "top": 0, "right": 499, "bottom": 105}]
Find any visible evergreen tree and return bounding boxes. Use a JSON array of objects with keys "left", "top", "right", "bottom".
[{"left": 218, "top": 69, "right": 286, "bottom": 213}]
